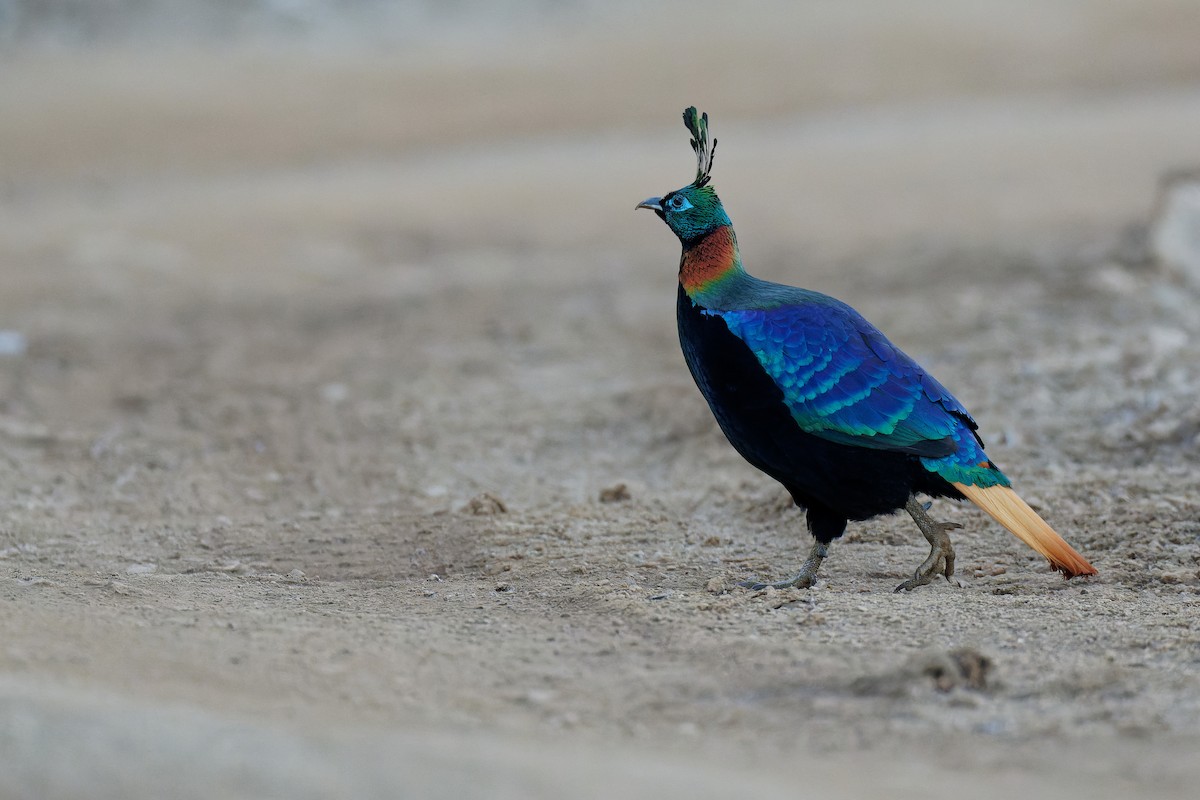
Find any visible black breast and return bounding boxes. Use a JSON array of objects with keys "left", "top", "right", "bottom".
[{"left": 675, "top": 285, "right": 948, "bottom": 523}]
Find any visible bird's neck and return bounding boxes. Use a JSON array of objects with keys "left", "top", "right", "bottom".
[{"left": 679, "top": 225, "right": 746, "bottom": 307}]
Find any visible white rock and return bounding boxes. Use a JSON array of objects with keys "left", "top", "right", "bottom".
[
  {"left": 0, "top": 331, "right": 26, "bottom": 357},
  {"left": 1151, "top": 169, "right": 1200, "bottom": 284}
]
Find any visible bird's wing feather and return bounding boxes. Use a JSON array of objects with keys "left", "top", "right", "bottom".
[{"left": 713, "top": 297, "right": 975, "bottom": 458}]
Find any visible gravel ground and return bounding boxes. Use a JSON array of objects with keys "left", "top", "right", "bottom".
[{"left": 2, "top": 2, "right": 1199, "bottom": 797}]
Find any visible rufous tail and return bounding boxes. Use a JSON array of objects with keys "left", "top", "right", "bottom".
[{"left": 953, "top": 483, "right": 1097, "bottom": 578}]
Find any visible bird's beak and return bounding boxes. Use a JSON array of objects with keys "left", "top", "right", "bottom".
[{"left": 635, "top": 197, "right": 663, "bottom": 212}]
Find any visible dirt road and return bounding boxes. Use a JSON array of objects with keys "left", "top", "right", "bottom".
[{"left": 2, "top": 2, "right": 1199, "bottom": 797}]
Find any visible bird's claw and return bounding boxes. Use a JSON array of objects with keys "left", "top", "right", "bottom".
[
  {"left": 893, "top": 564, "right": 950, "bottom": 592},
  {"left": 897, "top": 499, "right": 961, "bottom": 592},
  {"left": 737, "top": 575, "right": 816, "bottom": 591}
]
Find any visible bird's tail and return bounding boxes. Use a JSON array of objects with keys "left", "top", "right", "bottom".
[{"left": 952, "top": 482, "right": 1097, "bottom": 578}]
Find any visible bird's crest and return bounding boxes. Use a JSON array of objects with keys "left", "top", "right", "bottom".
[{"left": 683, "top": 106, "right": 717, "bottom": 187}]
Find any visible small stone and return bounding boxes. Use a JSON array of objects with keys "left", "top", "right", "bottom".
[
  {"left": 599, "top": 483, "right": 631, "bottom": 503},
  {"left": 919, "top": 648, "right": 992, "bottom": 692},
  {"left": 287, "top": 569, "right": 307, "bottom": 581},
  {"left": 951, "top": 649, "right": 992, "bottom": 690},
  {"left": 705, "top": 576, "right": 728, "bottom": 594},
  {"left": 463, "top": 492, "right": 507, "bottom": 515}
]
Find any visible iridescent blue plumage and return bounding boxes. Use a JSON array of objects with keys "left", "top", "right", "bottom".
[{"left": 710, "top": 290, "right": 1010, "bottom": 490}]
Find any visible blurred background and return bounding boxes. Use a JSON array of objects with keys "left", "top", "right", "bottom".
[
  {"left": 2, "top": 2, "right": 1200, "bottom": 798},
  {"left": 3, "top": 0, "right": 1199, "bottom": 503}
]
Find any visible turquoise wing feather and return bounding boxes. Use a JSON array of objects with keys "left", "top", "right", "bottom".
[{"left": 710, "top": 294, "right": 1010, "bottom": 488}]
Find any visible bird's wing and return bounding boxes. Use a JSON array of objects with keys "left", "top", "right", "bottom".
[{"left": 713, "top": 299, "right": 977, "bottom": 458}]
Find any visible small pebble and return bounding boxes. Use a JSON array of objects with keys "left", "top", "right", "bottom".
[
  {"left": 463, "top": 493, "right": 507, "bottom": 515},
  {"left": 599, "top": 483, "right": 632, "bottom": 503}
]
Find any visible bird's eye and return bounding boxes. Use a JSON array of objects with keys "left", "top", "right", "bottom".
[{"left": 668, "top": 195, "right": 692, "bottom": 211}]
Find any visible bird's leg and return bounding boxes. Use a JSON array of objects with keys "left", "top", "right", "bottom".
[
  {"left": 894, "top": 497, "right": 963, "bottom": 592},
  {"left": 739, "top": 540, "right": 828, "bottom": 591}
]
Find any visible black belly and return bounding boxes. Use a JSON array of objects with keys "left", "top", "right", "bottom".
[{"left": 676, "top": 286, "right": 951, "bottom": 539}]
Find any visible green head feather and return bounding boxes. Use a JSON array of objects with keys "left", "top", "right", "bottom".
[
  {"left": 683, "top": 106, "right": 717, "bottom": 188},
  {"left": 655, "top": 107, "right": 730, "bottom": 241},
  {"left": 637, "top": 107, "right": 733, "bottom": 244}
]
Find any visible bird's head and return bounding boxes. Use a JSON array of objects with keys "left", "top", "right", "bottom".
[{"left": 637, "top": 107, "right": 731, "bottom": 243}]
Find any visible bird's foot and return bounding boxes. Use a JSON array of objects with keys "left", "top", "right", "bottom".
[
  {"left": 739, "top": 541, "right": 827, "bottom": 591},
  {"left": 739, "top": 574, "right": 817, "bottom": 591},
  {"left": 894, "top": 497, "right": 962, "bottom": 592},
  {"left": 893, "top": 535, "right": 958, "bottom": 591}
]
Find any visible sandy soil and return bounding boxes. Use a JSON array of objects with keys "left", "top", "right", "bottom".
[{"left": 2, "top": 2, "right": 1200, "bottom": 797}]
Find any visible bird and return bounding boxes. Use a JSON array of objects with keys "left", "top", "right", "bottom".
[{"left": 636, "top": 107, "right": 1096, "bottom": 591}]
